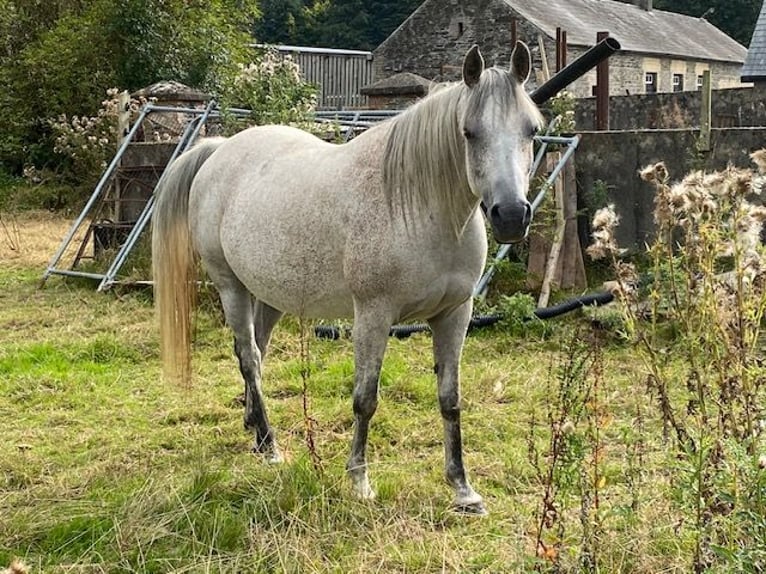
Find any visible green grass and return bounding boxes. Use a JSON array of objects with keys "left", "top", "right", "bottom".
[{"left": 0, "top": 216, "right": 708, "bottom": 573}]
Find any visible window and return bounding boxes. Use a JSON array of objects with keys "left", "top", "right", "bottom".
[
  {"left": 645, "top": 72, "right": 657, "bottom": 94},
  {"left": 697, "top": 75, "right": 705, "bottom": 89},
  {"left": 673, "top": 73, "right": 684, "bottom": 92}
]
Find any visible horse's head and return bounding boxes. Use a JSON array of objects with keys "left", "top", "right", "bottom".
[{"left": 460, "top": 42, "right": 543, "bottom": 243}]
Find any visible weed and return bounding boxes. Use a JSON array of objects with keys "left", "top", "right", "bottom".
[{"left": 588, "top": 150, "right": 766, "bottom": 572}]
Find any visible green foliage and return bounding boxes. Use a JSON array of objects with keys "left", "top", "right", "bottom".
[
  {"left": 653, "top": 0, "right": 761, "bottom": 46},
  {"left": 0, "top": 0, "right": 258, "bottom": 176},
  {"left": 218, "top": 49, "right": 318, "bottom": 131},
  {"left": 255, "top": 0, "right": 422, "bottom": 50},
  {"left": 496, "top": 292, "right": 547, "bottom": 338},
  {"left": 544, "top": 90, "right": 576, "bottom": 134}
]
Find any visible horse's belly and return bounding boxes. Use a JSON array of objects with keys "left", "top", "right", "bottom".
[{"left": 222, "top": 239, "right": 355, "bottom": 320}]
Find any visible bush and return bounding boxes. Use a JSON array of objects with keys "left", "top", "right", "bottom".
[{"left": 217, "top": 48, "right": 318, "bottom": 132}]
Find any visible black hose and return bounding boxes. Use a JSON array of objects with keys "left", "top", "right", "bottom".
[{"left": 314, "top": 291, "right": 615, "bottom": 340}]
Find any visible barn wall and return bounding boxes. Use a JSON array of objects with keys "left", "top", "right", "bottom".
[
  {"left": 575, "top": 128, "right": 766, "bottom": 249},
  {"left": 573, "top": 86, "right": 766, "bottom": 130},
  {"left": 276, "top": 48, "right": 375, "bottom": 110}
]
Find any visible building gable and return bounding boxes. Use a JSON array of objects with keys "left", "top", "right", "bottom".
[{"left": 742, "top": 1, "right": 766, "bottom": 82}]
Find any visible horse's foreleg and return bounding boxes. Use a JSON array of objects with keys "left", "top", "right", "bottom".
[
  {"left": 219, "top": 284, "right": 282, "bottom": 463},
  {"left": 429, "top": 301, "right": 486, "bottom": 515},
  {"left": 347, "top": 304, "right": 392, "bottom": 499}
]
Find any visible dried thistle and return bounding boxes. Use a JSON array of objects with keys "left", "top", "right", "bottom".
[
  {"left": 751, "top": 149, "right": 766, "bottom": 175},
  {"left": 587, "top": 204, "right": 624, "bottom": 260},
  {"left": 2, "top": 560, "right": 28, "bottom": 574},
  {"left": 639, "top": 162, "right": 669, "bottom": 184}
]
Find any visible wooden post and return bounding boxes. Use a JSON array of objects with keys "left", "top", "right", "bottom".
[
  {"left": 561, "top": 30, "right": 567, "bottom": 68},
  {"left": 538, "top": 34, "right": 550, "bottom": 82},
  {"left": 538, "top": 154, "right": 566, "bottom": 308},
  {"left": 113, "top": 90, "right": 131, "bottom": 224},
  {"left": 698, "top": 70, "right": 712, "bottom": 152},
  {"left": 116, "top": 90, "right": 131, "bottom": 148},
  {"left": 511, "top": 16, "right": 518, "bottom": 46},
  {"left": 527, "top": 152, "right": 587, "bottom": 297}
]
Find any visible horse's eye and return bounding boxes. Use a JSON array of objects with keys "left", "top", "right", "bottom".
[{"left": 462, "top": 127, "right": 476, "bottom": 140}]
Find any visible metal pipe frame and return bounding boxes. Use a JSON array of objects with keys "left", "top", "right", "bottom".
[{"left": 97, "top": 99, "right": 218, "bottom": 291}]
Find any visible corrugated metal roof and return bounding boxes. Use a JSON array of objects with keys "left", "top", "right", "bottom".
[
  {"left": 503, "top": 0, "right": 747, "bottom": 63},
  {"left": 742, "top": 1, "right": 766, "bottom": 80}
]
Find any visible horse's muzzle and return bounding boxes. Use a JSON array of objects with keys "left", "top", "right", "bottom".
[{"left": 483, "top": 200, "right": 532, "bottom": 243}]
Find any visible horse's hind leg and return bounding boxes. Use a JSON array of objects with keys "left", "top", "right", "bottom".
[
  {"left": 253, "top": 300, "right": 283, "bottom": 359},
  {"left": 216, "top": 278, "right": 282, "bottom": 462},
  {"left": 428, "top": 300, "right": 486, "bottom": 515}
]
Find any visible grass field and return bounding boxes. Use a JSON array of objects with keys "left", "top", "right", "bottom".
[{"left": 0, "top": 212, "right": 718, "bottom": 573}]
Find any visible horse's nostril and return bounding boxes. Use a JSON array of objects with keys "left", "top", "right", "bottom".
[
  {"left": 522, "top": 202, "right": 532, "bottom": 227},
  {"left": 489, "top": 204, "right": 501, "bottom": 221}
]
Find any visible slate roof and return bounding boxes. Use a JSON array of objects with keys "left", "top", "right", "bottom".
[
  {"left": 503, "top": 0, "right": 747, "bottom": 64},
  {"left": 742, "top": 1, "right": 766, "bottom": 81}
]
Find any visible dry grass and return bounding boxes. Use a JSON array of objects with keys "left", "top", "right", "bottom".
[{"left": 0, "top": 211, "right": 76, "bottom": 270}]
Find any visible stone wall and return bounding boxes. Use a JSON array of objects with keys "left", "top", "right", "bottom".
[
  {"left": 573, "top": 86, "right": 766, "bottom": 130},
  {"left": 575, "top": 128, "right": 766, "bottom": 250},
  {"left": 374, "top": 0, "right": 550, "bottom": 89}
]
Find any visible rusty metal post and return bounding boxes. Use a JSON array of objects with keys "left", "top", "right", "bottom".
[
  {"left": 561, "top": 30, "right": 567, "bottom": 68},
  {"left": 556, "top": 27, "right": 562, "bottom": 72},
  {"left": 595, "top": 31, "right": 610, "bottom": 131},
  {"left": 531, "top": 36, "right": 620, "bottom": 105}
]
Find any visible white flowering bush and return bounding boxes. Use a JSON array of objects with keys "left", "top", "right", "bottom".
[
  {"left": 589, "top": 150, "right": 766, "bottom": 571},
  {"left": 546, "top": 90, "right": 576, "bottom": 134},
  {"left": 218, "top": 49, "right": 317, "bottom": 132},
  {"left": 47, "top": 88, "right": 148, "bottom": 187}
]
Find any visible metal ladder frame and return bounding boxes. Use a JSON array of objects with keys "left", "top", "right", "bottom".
[{"left": 41, "top": 100, "right": 245, "bottom": 290}]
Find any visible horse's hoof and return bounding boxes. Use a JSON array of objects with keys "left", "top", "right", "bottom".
[
  {"left": 351, "top": 479, "right": 376, "bottom": 500},
  {"left": 266, "top": 450, "right": 284, "bottom": 464},
  {"left": 452, "top": 500, "right": 488, "bottom": 516},
  {"left": 251, "top": 443, "right": 284, "bottom": 464}
]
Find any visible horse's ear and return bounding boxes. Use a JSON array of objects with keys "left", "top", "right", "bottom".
[
  {"left": 462, "top": 45, "right": 484, "bottom": 88},
  {"left": 510, "top": 41, "right": 531, "bottom": 84}
]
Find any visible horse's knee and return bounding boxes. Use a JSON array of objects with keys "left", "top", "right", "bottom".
[
  {"left": 438, "top": 388, "right": 460, "bottom": 421},
  {"left": 353, "top": 385, "right": 378, "bottom": 419}
]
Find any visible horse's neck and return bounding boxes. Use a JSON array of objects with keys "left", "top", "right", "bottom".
[{"left": 381, "top": 87, "right": 477, "bottom": 235}]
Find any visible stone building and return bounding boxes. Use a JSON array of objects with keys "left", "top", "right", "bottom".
[{"left": 374, "top": 0, "right": 748, "bottom": 98}]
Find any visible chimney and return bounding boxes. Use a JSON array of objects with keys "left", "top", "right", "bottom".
[{"left": 621, "top": 0, "right": 653, "bottom": 10}]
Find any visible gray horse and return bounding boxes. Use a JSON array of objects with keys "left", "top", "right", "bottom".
[{"left": 152, "top": 42, "right": 543, "bottom": 514}]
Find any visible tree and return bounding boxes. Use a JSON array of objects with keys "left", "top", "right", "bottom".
[
  {"left": 653, "top": 0, "right": 761, "bottom": 46},
  {"left": 0, "top": 0, "right": 259, "bottom": 174},
  {"left": 254, "top": 0, "right": 422, "bottom": 51}
]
